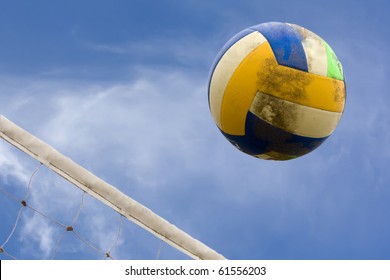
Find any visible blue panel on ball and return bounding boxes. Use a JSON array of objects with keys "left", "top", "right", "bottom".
[
  {"left": 250, "top": 22, "right": 308, "bottom": 72},
  {"left": 221, "top": 112, "right": 327, "bottom": 158}
]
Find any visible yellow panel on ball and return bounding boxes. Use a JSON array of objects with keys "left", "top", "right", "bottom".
[
  {"left": 257, "top": 64, "right": 345, "bottom": 113},
  {"left": 220, "top": 41, "right": 275, "bottom": 136},
  {"left": 209, "top": 31, "right": 267, "bottom": 131}
]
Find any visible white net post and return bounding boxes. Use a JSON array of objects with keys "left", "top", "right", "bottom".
[{"left": 0, "top": 115, "right": 225, "bottom": 260}]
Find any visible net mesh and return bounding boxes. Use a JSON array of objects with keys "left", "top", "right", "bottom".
[{"left": 0, "top": 140, "right": 188, "bottom": 260}]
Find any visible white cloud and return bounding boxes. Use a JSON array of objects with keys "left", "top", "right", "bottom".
[
  {"left": 18, "top": 212, "right": 57, "bottom": 259},
  {"left": 0, "top": 143, "right": 30, "bottom": 185},
  {"left": 0, "top": 67, "right": 228, "bottom": 259}
]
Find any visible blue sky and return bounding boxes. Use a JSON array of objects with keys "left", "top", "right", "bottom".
[{"left": 0, "top": 0, "right": 390, "bottom": 260}]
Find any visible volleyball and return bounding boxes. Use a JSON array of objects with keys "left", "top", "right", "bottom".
[{"left": 208, "top": 22, "right": 346, "bottom": 160}]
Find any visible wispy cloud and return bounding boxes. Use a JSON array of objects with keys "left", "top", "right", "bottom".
[
  {"left": 0, "top": 143, "right": 30, "bottom": 185},
  {"left": 72, "top": 28, "right": 218, "bottom": 69},
  {"left": 2, "top": 14, "right": 390, "bottom": 259},
  {"left": 0, "top": 66, "right": 227, "bottom": 259}
]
